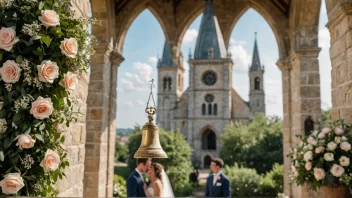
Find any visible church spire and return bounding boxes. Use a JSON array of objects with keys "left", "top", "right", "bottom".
[
  {"left": 193, "top": 0, "right": 227, "bottom": 60},
  {"left": 158, "top": 40, "right": 173, "bottom": 67},
  {"left": 250, "top": 32, "right": 263, "bottom": 71}
]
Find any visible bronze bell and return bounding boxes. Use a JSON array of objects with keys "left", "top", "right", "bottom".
[{"left": 134, "top": 107, "right": 168, "bottom": 158}]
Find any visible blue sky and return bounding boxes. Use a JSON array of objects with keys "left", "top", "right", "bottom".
[{"left": 116, "top": 1, "right": 331, "bottom": 128}]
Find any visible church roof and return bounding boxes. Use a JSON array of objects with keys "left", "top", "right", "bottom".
[
  {"left": 193, "top": 0, "right": 227, "bottom": 60},
  {"left": 250, "top": 32, "right": 264, "bottom": 72},
  {"left": 158, "top": 41, "right": 173, "bottom": 67}
]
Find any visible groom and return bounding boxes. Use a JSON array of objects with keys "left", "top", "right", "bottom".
[
  {"left": 127, "top": 158, "right": 152, "bottom": 197},
  {"left": 205, "top": 158, "right": 231, "bottom": 198}
]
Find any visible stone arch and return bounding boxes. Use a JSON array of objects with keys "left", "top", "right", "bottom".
[
  {"left": 202, "top": 129, "right": 216, "bottom": 150},
  {"left": 255, "top": 77, "right": 260, "bottom": 90}
]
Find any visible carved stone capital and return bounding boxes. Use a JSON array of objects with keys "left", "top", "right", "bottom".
[
  {"left": 290, "top": 48, "right": 321, "bottom": 61},
  {"left": 276, "top": 58, "right": 292, "bottom": 71},
  {"left": 110, "top": 50, "right": 125, "bottom": 67},
  {"left": 326, "top": 1, "right": 352, "bottom": 29}
]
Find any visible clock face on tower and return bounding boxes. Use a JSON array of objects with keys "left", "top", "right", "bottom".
[{"left": 202, "top": 71, "right": 217, "bottom": 86}]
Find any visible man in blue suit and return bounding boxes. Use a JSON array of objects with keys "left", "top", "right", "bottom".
[
  {"left": 205, "top": 158, "right": 231, "bottom": 198},
  {"left": 127, "top": 158, "right": 152, "bottom": 197}
]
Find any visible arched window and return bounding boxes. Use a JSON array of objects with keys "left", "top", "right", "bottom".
[
  {"left": 168, "top": 77, "right": 172, "bottom": 91},
  {"left": 163, "top": 77, "right": 168, "bottom": 91},
  {"left": 255, "top": 77, "right": 260, "bottom": 90},
  {"left": 208, "top": 104, "right": 212, "bottom": 115},
  {"left": 213, "top": 104, "right": 217, "bottom": 115},
  {"left": 163, "top": 77, "right": 172, "bottom": 92},
  {"left": 202, "top": 104, "right": 206, "bottom": 115},
  {"left": 204, "top": 155, "right": 212, "bottom": 168},
  {"left": 202, "top": 129, "right": 216, "bottom": 150}
]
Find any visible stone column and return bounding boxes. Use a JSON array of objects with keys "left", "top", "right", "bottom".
[{"left": 325, "top": 1, "right": 352, "bottom": 122}]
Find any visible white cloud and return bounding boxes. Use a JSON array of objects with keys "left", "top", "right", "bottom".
[
  {"left": 122, "top": 101, "right": 133, "bottom": 108},
  {"left": 230, "top": 39, "right": 247, "bottom": 45},
  {"left": 120, "top": 62, "right": 154, "bottom": 92},
  {"left": 229, "top": 43, "right": 251, "bottom": 73},
  {"left": 319, "top": 28, "right": 330, "bottom": 48},
  {"left": 148, "top": 56, "right": 158, "bottom": 65},
  {"left": 136, "top": 100, "right": 144, "bottom": 106},
  {"left": 183, "top": 29, "right": 198, "bottom": 45}
]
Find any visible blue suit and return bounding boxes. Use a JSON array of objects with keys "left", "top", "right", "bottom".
[
  {"left": 126, "top": 170, "right": 146, "bottom": 197},
  {"left": 205, "top": 172, "right": 231, "bottom": 198}
]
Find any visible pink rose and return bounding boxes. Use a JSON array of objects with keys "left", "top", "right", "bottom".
[
  {"left": 38, "top": 10, "right": 60, "bottom": 28},
  {"left": 15, "top": 134, "right": 35, "bottom": 149},
  {"left": 339, "top": 156, "right": 350, "bottom": 166},
  {"left": 318, "top": 132, "right": 325, "bottom": 139},
  {"left": 0, "top": 173, "right": 24, "bottom": 195},
  {"left": 37, "top": 60, "right": 59, "bottom": 83},
  {"left": 0, "top": 27, "right": 19, "bottom": 51},
  {"left": 60, "top": 38, "right": 78, "bottom": 58},
  {"left": 0, "top": 60, "right": 21, "bottom": 83},
  {"left": 30, "top": 97, "right": 54, "bottom": 120},
  {"left": 315, "top": 147, "right": 324, "bottom": 154},
  {"left": 313, "top": 168, "right": 325, "bottom": 181},
  {"left": 60, "top": 72, "right": 78, "bottom": 91},
  {"left": 340, "top": 142, "right": 351, "bottom": 151},
  {"left": 322, "top": 128, "right": 331, "bottom": 134},
  {"left": 334, "top": 127, "right": 344, "bottom": 135},
  {"left": 40, "top": 149, "right": 60, "bottom": 172},
  {"left": 330, "top": 164, "right": 344, "bottom": 177},
  {"left": 307, "top": 137, "right": 317, "bottom": 145},
  {"left": 327, "top": 142, "right": 337, "bottom": 151},
  {"left": 305, "top": 162, "right": 312, "bottom": 171}
]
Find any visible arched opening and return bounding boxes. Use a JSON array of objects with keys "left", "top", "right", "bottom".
[
  {"left": 255, "top": 77, "right": 260, "bottom": 90},
  {"left": 202, "top": 129, "right": 216, "bottom": 150},
  {"left": 213, "top": 104, "right": 217, "bottom": 115},
  {"left": 163, "top": 77, "right": 172, "bottom": 92},
  {"left": 208, "top": 104, "right": 212, "bottom": 115},
  {"left": 202, "top": 104, "right": 206, "bottom": 115},
  {"left": 203, "top": 155, "right": 212, "bottom": 168}
]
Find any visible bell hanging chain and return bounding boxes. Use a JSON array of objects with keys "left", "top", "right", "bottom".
[{"left": 145, "top": 79, "right": 156, "bottom": 123}]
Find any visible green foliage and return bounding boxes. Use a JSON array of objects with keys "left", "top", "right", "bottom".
[
  {"left": 261, "top": 164, "right": 284, "bottom": 196},
  {"left": 0, "top": 0, "right": 99, "bottom": 196},
  {"left": 127, "top": 126, "right": 194, "bottom": 197},
  {"left": 322, "top": 108, "right": 332, "bottom": 126},
  {"left": 220, "top": 113, "right": 283, "bottom": 174},
  {"left": 113, "top": 174, "right": 127, "bottom": 198},
  {"left": 115, "top": 140, "right": 128, "bottom": 163},
  {"left": 114, "top": 166, "right": 130, "bottom": 180}
]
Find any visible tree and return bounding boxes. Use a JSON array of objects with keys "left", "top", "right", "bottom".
[
  {"left": 127, "top": 126, "right": 194, "bottom": 196},
  {"left": 322, "top": 108, "right": 332, "bottom": 126},
  {"left": 220, "top": 113, "right": 283, "bottom": 174},
  {"left": 115, "top": 139, "right": 128, "bottom": 163}
]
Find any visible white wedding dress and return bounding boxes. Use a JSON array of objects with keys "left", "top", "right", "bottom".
[{"left": 146, "top": 170, "right": 174, "bottom": 197}]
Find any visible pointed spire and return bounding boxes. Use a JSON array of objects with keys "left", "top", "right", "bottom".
[
  {"left": 193, "top": 0, "right": 227, "bottom": 60},
  {"left": 158, "top": 40, "right": 173, "bottom": 67},
  {"left": 250, "top": 32, "right": 263, "bottom": 72}
]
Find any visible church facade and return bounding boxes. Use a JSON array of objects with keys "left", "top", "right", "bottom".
[{"left": 156, "top": 0, "right": 266, "bottom": 168}]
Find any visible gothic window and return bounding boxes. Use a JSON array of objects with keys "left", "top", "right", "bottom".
[
  {"left": 202, "top": 71, "right": 217, "bottom": 86},
  {"left": 163, "top": 77, "right": 172, "bottom": 92},
  {"left": 204, "top": 94, "right": 214, "bottom": 103},
  {"left": 208, "top": 48, "right": 214, "bottom": 59},
  {"left": 255, "top": 77, "right": 260, "bottom": 90},
  {"left": 208, "top": 104, "right": 212, "bottom": 115},
  {"left": 304, "top": 116, "right": 314, "bottom": 136},
  {"left": 202, "top": 104, "right": 206, "bottom": 115},
  {"left": 168, "top": 77, "right": 172, "bottom": 90},
  {"left": 214, "top": 104, "right": 217, "bottom": 115},
  {"left": 202, "top": 129, "right": 216, "bottom": 150}
]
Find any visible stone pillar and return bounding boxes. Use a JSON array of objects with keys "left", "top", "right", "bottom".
[{"left": 326, "top": 0, "right": 352, "bottom": 122}]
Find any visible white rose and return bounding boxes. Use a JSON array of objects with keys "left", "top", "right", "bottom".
[
  {"left": 304, "top": 151, "right": 313, "bottom": 161},
  {"left": 0, "top": 60, "right": 21, "bottom": 83},
  {"left": 295, "top": 160, "right": 299, "bottom": 167},
  {"left": 0, "top": 173, "right": 24, "bottom": 194},
  {"left": 0, "top": 27, "right": 19, "bottom": 51},
  {"left": 324, "top": 153, "right": 334, "bottom": 161},
  {"left": 307, "top": 137, "right": 317, "bottom": 145},
  {"left": 334, "top": 127, "right": 344, "bottom": 135},
  {"left": 341, "top": 136, "right": 348, "bottom": 141},
  {"left": 340, "top": 142, "right": 351, "bottom": 151},
  {"left": 29, "top": 96, "right": 54, "bottom": 120},
  {"left": 0, "top": 101, "right": 3, "bottom": 110},
  {"left": 312, "top": 130, "right": 319, "bottom": 136},
  {"left": 327, "top": 142, "right": 337, "bottom": 151},
  {"left": 322, "top": 128, "right": 332, "bottom": 134},
  {"left": 330, "top": 164, "right": 344, "bottom": 177},
  {"left": 38, "top": 10, "right": 60, "bottom": 28},
  {"left": 37, "top": 60, "right": 59, "bottom": 83},
  {"left": 305, "top": 162, "right": 312, "bottom": 171},
  {"left": 15, "top": 134, "right": 35, "bottom": 149},
  {"left": 318, "top": 132, "right": 325, "bottom": 139},
  {"left": 315, "top": 147, "right": 324, "bottom": 154},
  {"left": 60, "top": 72, "right": 78, "bottom": 91},
  {"left": 313, "top": 168, "right": 325, "bottom": 181},
  {"left": 59, "top": 38, "right": 78, "bottom": 58},
  {"left": 339, "top": 156, "right": 350, "bottom": 166},
  {"left": 40, "top": 149, "right": 60, "bottom": 172},
  {"left": 335, "top": 137, "right": 341, "bottom": 144}
]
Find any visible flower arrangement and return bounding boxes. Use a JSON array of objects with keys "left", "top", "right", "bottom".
[
  {"left": 288, "top": 120, "right": 352, "bottom": 193},
  {"left": 0, "top": 0, "right": 99, "bottom": 196}
]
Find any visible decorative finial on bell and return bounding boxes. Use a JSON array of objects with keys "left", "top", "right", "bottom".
[{"left": 134, "top": 79, "right": 168, "bottom": 159}]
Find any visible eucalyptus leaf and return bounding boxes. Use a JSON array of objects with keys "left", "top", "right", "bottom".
[
  {"left": 0, "top": 151, "right": 4, "bottom": 162},
  {"left": 16, "top": 55, "right": 23, "bottom": 63},
  {"left": 41, "top": 35, "right": 52, "bottom": 47},
  {"left": 39, "top": 123, "right": 46, "bottom": 131},
  {"left": 3, "top": 137, "right": 12, "bottom": 149},
  {"left": 35, "top": 134, "right": 44, "bottom": 142},
  {"left": 13, "top": 113, "right": 21, "bottom": 122}
]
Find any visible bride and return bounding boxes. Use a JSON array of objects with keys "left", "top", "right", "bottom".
[{"left": 144, "top": 163, "right": 174, "bottom": 197}]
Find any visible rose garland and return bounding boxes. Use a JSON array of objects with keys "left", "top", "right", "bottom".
[{"left": 0, "top": 0, "right": 99, "bottom": 196}]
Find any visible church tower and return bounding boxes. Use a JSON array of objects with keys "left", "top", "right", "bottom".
[
  {"left": 157, "top": 41, "right": 184, "bottom": 130},
  {"left": 249, "top": 32, "right": 265, "bottom": 115}
]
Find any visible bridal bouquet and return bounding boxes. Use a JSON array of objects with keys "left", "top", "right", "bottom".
[
  {"left": 288, "top": 120, "right": 352, "bottom": 193},
  {"left": 0, "top": 0, "right": 98, "bottom": 196}
]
